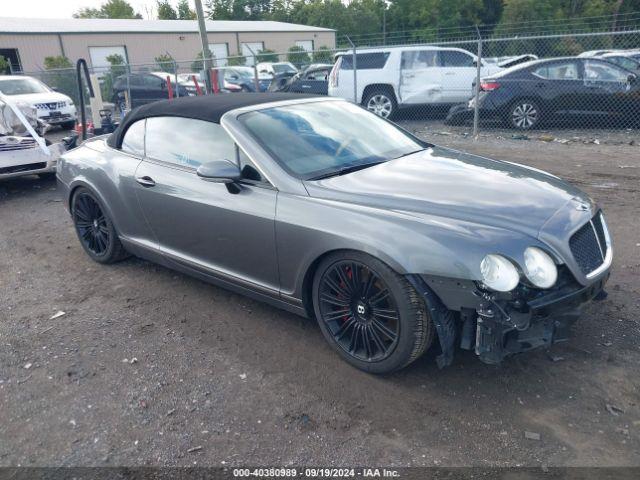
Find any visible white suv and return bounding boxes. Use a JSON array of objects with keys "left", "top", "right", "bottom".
[
  {"left": 328, "top": 45, "right": 502, "bottom": 118},
  {"left": 0, "top": 76, "right": 77, "bottom": 129}
]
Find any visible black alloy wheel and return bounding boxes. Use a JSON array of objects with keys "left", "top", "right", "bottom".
[
  {"left": 71, "top": 188, "right": 128, "bottom": 264},
  {"left": 313, "top": 251, "right": 434, "bottom": 373},
  {"left": 318, "top": 260, "right": 400, "bottom": 362}
]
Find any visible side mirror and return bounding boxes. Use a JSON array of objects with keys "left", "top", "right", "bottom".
[
  {"left": 51, "top": 87, "right": 60, "bottom": 92},
  {"left": 196, "top": 160, "right": 241, "bottom": 184}
]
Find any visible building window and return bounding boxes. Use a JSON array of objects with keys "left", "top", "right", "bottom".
[
  {"left": 295, "top": 40, "right": 314, "bottom": 53},
  {"left": 88, "top": 46, "right": 128, "bottom": 74},
  {"left": 208, "top": 43, "right": 229, "bottom": 67},
  {"left": 241, "top": 42, "right": 264, "bottom": 66},
  {"left": 0, "top": 48, "right": 22, "bottom": 73}
]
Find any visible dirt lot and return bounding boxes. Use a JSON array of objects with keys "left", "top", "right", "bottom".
[{"left": 1, "top": 124, "right": 639, "bottom": 468}]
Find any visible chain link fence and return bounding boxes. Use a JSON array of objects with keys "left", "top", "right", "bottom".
[{"left": 11, "top": 29, "right": 640, "bottom": 143}]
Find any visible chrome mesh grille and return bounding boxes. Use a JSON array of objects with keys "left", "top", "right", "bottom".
[{"left": 569, "top": 213, "right": 608, "bottom": 276}]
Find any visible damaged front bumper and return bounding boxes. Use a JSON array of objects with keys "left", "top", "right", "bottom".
[{"left": 408, "top": 267, "right": 610, "bottom": 366}]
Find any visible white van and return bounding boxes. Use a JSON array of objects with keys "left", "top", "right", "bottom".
[{"left": 328, "top": 45, "right": 502, "bottom": 118}]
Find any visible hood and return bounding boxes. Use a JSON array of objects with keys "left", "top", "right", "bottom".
[
  {"left": 7, "top": 91, "right": 72, "bottom": 106},
  {"left": 304, "top": 146, "right": 588, "bottom": 238}
]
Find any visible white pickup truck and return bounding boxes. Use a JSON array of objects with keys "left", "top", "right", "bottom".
[{"left": 328, "top": 45, "right": 503, "bottom": 118}]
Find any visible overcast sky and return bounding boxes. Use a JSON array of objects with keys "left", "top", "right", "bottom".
[{"left": 2, "top": 0, "right": 185, "bottom": 19}]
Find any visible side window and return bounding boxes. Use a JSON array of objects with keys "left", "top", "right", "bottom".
[
  {"left": 584, "top": 60, "right": 631, "bottom": 83},
  {"left": 238, "top": 147, "right": 266, "bottom": 184},
  {"left": 440, "top": 51, "right": 475, "bottom": 67},
  {"left": 121, "top": 119, "right": 145, "bottom": 156},
  {"left": 340, "top": 53, "right": 390, "bottom": 70},
  {"left": 401, "top": 50, "right": 438, "bottom": 70},
  {"left": 533, "top": 62, "right": 579, "bottom": 80},
  {"left": 143, "top": 75, "right": 164, "bottom": 88},
  {"left": 145, "top": 117, "right": 236, "bottom": 169}
]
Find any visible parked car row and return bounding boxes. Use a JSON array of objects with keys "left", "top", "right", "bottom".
[{"left": 445, "top": 55, "right": 640, "bottom": 130}]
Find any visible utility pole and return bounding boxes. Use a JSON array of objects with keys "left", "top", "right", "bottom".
[
  {"left": 382, "top": 8, "right": 386, "bottom": 45},
  {"left": 194, "top": 0, "right": 213, "bottom": 93}
]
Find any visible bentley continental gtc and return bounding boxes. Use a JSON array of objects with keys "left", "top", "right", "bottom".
[{"left": 57, "top": 94, "right": 612, "bottom": 373}]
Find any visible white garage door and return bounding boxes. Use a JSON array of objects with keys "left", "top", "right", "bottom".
[
  {"left": 241, "top": 42, "right": 264, "bottom": 66},
  {"left": 89, "top": 46, "right": 128, "bottom": 73},
  {"left": 295, "top": 40, "right": 314, "bottom": 53},
  {"left": 208, "top": 43, "right": 229, "bottom": 67}
]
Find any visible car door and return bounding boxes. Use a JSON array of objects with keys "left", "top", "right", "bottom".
[
  {"left": 398, "top": 49, "right": 443, "bottom": 104},
  {"left": 133, "top": 116, "right": 280, "bottom": 292},
  {"left": 105, "top": 119, "right": 159, "bottom": 253},
  {"left": 438, "top": 50, "right": 478, "bottom": 102},
  {"left": 530, "top": 60, "right": 583, "bottom": 115},
  {"left": 581, "top": 59, "right": 637, "bottom": 116},
  {"left": 291, "top": 68, "right": 330, "bottom": 94},
  {"left": 141, "top": 74, "right": 168, "bottom": 103}
]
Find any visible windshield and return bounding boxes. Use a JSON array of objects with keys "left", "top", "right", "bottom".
[
  {"left": 0, "top": 77, "right": 50, "bottom": 95},
  {"left": 238, "top": 101, "right": 425, "bottom": 179},
  {"left": 273, "top": 63, "right": 297, "bottom": 74}
]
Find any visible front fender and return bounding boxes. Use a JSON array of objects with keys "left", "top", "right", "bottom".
[{"left": 276, "top": 193, "right": 548, "bottom": 301}]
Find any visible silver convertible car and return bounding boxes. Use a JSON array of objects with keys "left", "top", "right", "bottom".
[{"left": 57, "top": 93, "right": 612, "bottom": 373}]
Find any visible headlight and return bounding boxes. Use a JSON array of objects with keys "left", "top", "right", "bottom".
[
  {"left": 523, "top": 247, "right": 557, "bottom": 289},
  {"left": 480, "top": 254, "right": 520, "bottom": 292}
]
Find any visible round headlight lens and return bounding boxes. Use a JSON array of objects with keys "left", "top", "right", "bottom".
[
  {"left": 480, "top": 254, "right": 520, "bottom": 292},
  {"left": 523, "top": 247, "right": 557, "bottom": 289}
]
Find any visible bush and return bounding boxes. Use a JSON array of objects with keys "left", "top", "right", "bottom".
[
  {"left": 312, "top": 46, "right": 334, "bottom": 64},
  {"left": 0, "top": 56, "right": 11, "bottom": 74},
  {"left": 287, "top": 46, "right": 310, "bottom": 67},
  {"left": 256, "top": 49, "right": 279, "bottom": 63},
  {"left": 101, "top": 54, "right": 128, "bottom": 102},
  {"left": 227, "top": 55, "right": 247, "bottom": 66},
  {"left": 42, "top": 56, "right": 79, "bottom": 105},
  {"left": 155, "top": 54, "right": 176, "bottom": 74}
]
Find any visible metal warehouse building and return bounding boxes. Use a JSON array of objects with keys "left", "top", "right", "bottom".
[{"left": 0, "top": 17, "right": 336, "bottom": 73}]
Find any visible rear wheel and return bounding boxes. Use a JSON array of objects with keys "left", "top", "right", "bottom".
[
  {"left": 508, "top": 99, "right": 541, "bottom": 130},
  {"left": 363, "top": 89, "right": 397, "bottom": 119},
  {"left": 312, "top": 251, "right": 434, "bottom": 374},
  {"left": 71, "top": 188, "right": 129, "bottom": 264}
]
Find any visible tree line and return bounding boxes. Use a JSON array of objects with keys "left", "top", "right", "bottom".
[{"left": 74, "top": 0, "right": 640, "bottom": 41}]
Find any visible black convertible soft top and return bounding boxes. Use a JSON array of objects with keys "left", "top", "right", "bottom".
[{"left": 107, "top": 93, "right": 316, "bottom": 149}]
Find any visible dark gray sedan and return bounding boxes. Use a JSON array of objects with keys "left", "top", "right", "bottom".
[{"left": 57, "top": 93, "right": 612, "bottom": 373}]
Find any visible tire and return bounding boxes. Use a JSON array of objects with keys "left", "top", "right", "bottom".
[
  {"left": 71, "top": 187, "right": 129, "bottom": 264},
  {"left": 61, "top": 121, "right": 76, "bottom": 130},
  {"left": 363, "top": 89, "right": 397, "bottom": 119},
  {"left": 507, "top": 99, "right": 541, "bottom": 130},
  {"left": 312, "top": 251, "right": 435, "bottom": 374}
]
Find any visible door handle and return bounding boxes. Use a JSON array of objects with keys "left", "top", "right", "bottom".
[
  {"left": 444, "top": 72, "right": 456, "bottom": 76},
  {"left": 136, "top": 176, "right": 156, "bottom": 187},
  {"left": 301, "top": 85, "right": 311, "bottom": 88}
]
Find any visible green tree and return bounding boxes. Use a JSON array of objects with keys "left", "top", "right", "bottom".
[
  {"left": 157, "top": 0, "right": 178, "bottom": 19},
  {"left": 155, "top": 54, "right": 176, "bottom": 73},
  {"left": 256, "top": 49, "right": 279, "bottom": 62},
  {"left": 312, "top": 45, "right": 334, "bottom": 63},
  {"left": 102, "top": 53, "right": 128, "bottom": 101},
  {"left": 287, "top": 45, "right": 310, "bottom": 66},
  {"left": 227, "top": 55, "right": 247, "bottom": 66},
  {"left": 42, "top": 56, "right": 78, "bottom": 105},
  {"left": 44, "top": 56, "right": 73, "bottom": 69},
  {"left": 178, "top": 0, "right": 197, "bottom": 19},
  {"left": 0, "top": 56, "right": 11, "bottom": 74},
  {"left": 74, "top": 0, "right": 142, "bottom": 19}
]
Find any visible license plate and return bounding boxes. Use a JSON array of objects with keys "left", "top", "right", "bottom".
[{"left": 49, "top": 111, "right": 62, "bottom": 118}]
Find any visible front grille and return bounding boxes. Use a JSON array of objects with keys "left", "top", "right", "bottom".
[
  {"left": 0, "top": 162, "right": 47, "bottom": 174},
  {"left": 35, "top": 101, "right": 66, "bottom": 110},
  {"left": 0, "top": 137, "right": 37, "bottom": 152},
  {"left": 569, "top": 213, "right": 609, "bottom": 276}
]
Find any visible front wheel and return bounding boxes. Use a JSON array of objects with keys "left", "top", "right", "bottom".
[
  {"left": 363, "top": 90, "right": 397, "bottom": 119},
  {"left": 60, "top": 121, "right": 76, "bottom": 130},
  {"left": 508, "top": 99, "right": 541, "bottom": 130},
  {"left": 71, "top": 188, "right": 129, "bottom": 264},
  {"left": 312, "top": 251, "right": 434, "bottom": 374}
]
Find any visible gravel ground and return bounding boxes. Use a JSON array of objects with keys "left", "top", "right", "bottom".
[{"left": 1, "top": 124, "right": 639, "bottom": 468}]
